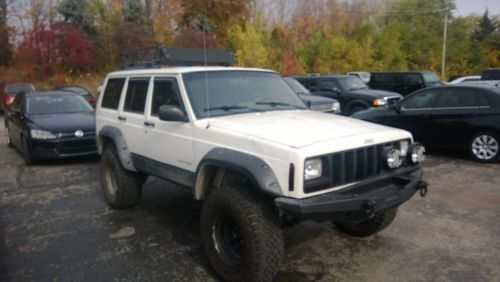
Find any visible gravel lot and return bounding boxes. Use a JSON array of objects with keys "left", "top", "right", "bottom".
[{"left": 1, "top": 116, "right": 499, "bottom": 281}]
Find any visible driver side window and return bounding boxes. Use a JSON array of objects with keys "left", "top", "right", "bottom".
[
  {"left": 400, "top": 90, "right": 439, "bottom": 109},
  {"left": 318, "top": 80, "right": 340, "bottom": 91},
  {"left": 150, "top": 77, "right": 183, "bottom": 117}
]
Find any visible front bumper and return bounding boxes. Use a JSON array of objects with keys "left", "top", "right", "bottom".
[
  {"left": 275, "top": 167, "right": 426, "bottom": 223},
  {"left": 30, "top": 136, "right": 98, "bottom": 159}
]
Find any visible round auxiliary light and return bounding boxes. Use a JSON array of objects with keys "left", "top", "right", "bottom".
[
  {"left": 409, "top": 143, "right": 426, "bottom": 164},
  {"left": 384, "top": 146, "right": 403, "bottom": 169}
]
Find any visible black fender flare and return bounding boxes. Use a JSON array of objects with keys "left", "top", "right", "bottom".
[
  {"left": 345, "top": 100, "right": 371, "bottom": 115},
  {"left": 98, "top": 126, "right": 137, "bottom": 171},
  {"left": 194, "top": 148, "right": 283, "bottom": 200}
]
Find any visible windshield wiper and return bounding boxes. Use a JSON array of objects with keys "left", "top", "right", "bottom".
[
  {"left": 204, "top": 105, "right": 248, "bottom": 112},
  {"left": 256, "top": 101, "right": 304, "bottom": 109}
]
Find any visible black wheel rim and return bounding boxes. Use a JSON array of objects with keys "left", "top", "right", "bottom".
[{"left": 212, "top": 214, "right": 243, "bottom": 267}]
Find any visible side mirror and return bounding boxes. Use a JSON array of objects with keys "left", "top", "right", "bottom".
[{"left": 158, "top": 105, "right": 186, "bottom": 122}]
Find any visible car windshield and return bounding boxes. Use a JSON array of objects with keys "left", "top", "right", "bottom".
[
  {"left": 6, "top": 84, "right": 35, "bottom": 93},
  {"left": 337, "top": 76, "right": 368, "bottom": 91},
  {"left": 423, "top": 73, "right": 440, "bottom": 83},
  {"left": 284, "top": 77, "right": 310, "bottom": 94},
  {"left": 61, "top": 87, "right": 89, "bottom": 96},
  {"left": 183, "top": 71, "right": 307, "bottom": 119},
  {"left": 27, "top": 95, "right": 94, "bottom": 115}
]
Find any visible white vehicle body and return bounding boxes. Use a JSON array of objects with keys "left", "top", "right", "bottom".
[
  {"left": 96, "top": 67, "right": 413, "bottom": 199},
  {"left": 448, "top": 75, "right": 481, "bottom": 84}
]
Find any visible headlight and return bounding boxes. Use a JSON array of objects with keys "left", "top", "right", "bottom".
[
  {"left": 333, "top": 102, "right": 341, "bottom": 112},
  {"left": 304, "top": 158, "right": 323, "bottom": 180},
  {"left": 30, "top": 129, "right": 57, "bottom": 140},
  {"left": 373, "top": 98, "right": 387, "bottom": 107},
  {"left": 399, "top": 140, "right": 409, "bottom": 157},
  {"left": 384, "top": 146, "right": 402, "bottom": 169},
  {"left": 409, "top": 143, "right": 426, "bottom": 164}
]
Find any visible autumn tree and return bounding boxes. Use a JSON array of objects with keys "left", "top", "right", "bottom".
[{"left": 0, "top": 0, "right": 12, "bottom": 65}]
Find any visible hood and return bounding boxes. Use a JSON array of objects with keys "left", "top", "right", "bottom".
[
  {"left": 207, "top": 110, "right": 402, "bottom": 148},
  {"left": 29, "top": 112, "right": 95, "bottom": 133},
  {"left": 298, "top": 93, "right": 338, "bottom": 105},
  {"left": 348, "top": 89, "right": 402, "bottom": 98}
]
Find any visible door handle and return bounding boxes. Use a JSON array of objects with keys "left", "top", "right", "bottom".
[
  {"left": 118, "top": 116, "right": 126, "bottom": 121},
  {"left": 144, "top": 121, "right": 155, "bottom": 128}
]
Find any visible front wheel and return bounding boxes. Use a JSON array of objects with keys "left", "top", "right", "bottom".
[
  {"left": 200, "top": 186, "right": 284, "bottom": 282},
  {"left": 469, "top": 131, "right": 499, "bottom": 163},
  {"left": 334, "top": 207, "right": 398, "bottom": 237},
  {"left": 100, "top": 145, "right": 142, "bottom": 209}
]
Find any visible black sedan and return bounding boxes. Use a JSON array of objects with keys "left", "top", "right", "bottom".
[
  {"left": 4, "top": 91, "right": 97, "bottom": 165},
  {"left": 283, "top": 77, "right": 341, "bottom": 114},
  {"left": 352, "top": 85, "right": 500, "bottom": 163}
]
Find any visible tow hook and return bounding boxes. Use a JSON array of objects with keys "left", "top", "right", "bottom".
[
  {"left": 363, "top": 200, "right": 376, "bottom": 219},
  {"left": 418, "top": 181, "right": 428, "bottom": 197}
]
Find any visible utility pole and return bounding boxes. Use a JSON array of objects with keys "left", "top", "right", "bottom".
[{"left": 441, "top": 7, "right": 449, "bottom": 80}]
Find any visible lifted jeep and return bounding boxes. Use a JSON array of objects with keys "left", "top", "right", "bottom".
[{"left": 95, "top": 47, "right": 427, "bottom": 282}]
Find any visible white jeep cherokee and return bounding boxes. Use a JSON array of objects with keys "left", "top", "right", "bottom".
[{"left": 96, "top": 66, "right": 427, "bottom": 281}]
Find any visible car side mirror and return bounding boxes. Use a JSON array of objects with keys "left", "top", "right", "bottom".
[{"left": 158, "top": 105, "right": 186, "bottom": 122}]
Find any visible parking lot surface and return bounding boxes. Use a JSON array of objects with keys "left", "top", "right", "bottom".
[{"left": 1, "top": 116, "right": 499, "bottom": 281}]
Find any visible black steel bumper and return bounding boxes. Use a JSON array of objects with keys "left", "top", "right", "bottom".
[{"left": 275, "top": 166, "right": 427, "bottom": 223}]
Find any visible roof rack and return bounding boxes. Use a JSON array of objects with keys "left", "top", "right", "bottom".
[{"left": 120, "top": 46, "right": 237, "bottom": 69}]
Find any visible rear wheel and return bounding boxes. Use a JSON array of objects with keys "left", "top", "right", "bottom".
[
  {"left": 334, "top": 208, "right": 398, "bottom": 237},
  {"left": 469, "top": 131, "right": 499, "bottom": 163},
  {"left": 100, "top": 144, "right": 142, "bottom": 208},
  {"left": 200, "top": 186, "right": 284, "bottom": 282}
]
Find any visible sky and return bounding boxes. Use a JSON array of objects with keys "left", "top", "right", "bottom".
[{"left": 454, "top": 0, "right": 500, "bottom": 16}]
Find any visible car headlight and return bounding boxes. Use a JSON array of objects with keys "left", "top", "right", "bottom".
[
  {"left": 409, "top": 143, "right": 426, "bottom": 164},
  {"left": 332, "top": 102, "right": 341, "bottom": 112},
  {"left": 30, "top": 129, "right": 57, "bottom": 140},
  {"left": 373, "top": 98, "right": 387, "bottom": 107},
  {"left": 383, "top": 146, "right": 402, "bottom": 169},
  {"left": 399, "top": 140, "right": 409, "bottom": 157},
  {"left": 304, "top": 158, "right": 323, "bottom": 180}
]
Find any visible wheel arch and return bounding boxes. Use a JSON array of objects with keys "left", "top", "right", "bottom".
[
  {"left": 193, "top": 148, "right": 283, "bottom": 200},
  {"left": 98, "top": 126, "right": 137, "bottom": 171},
  {"left": 345, "top": 99, "right": 371, "bottom": 115}
]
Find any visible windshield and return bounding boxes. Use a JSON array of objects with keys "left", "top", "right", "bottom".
[
  {"left": 284, "top": 77, "right": 310, "bottom": 94},
  {"left": 6, "top": 84, "right": 35, "bottom": 93},
  {"left": 61, "top": 87, "right": 89, "bottom": 96},
  {"left": 423, "top": 73, "right": 440, "bottom": 83},
  {"left": 183, "top": 71, "right": 307, "bottom": 119},
  {"left": 27, "top": 95, "right": 94, "bottom": 115},
  {"left": 337, "top": 76, "right": 368, "bottom": 91}
]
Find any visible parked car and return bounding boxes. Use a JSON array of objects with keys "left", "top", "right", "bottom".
[
  {"left": 283, "top": 77, "right": 341, "bottom": 114},
  {"left": 448, "top": 75, "right": 481, "bottom": 84},
  {"left": 292, "top": 74, "right": 402, "bottom": 115},
  {"left": 481, "top": 68, "right": 500, "bottom": 80},
  {"left": 352, "top": 84, "right": 500, "bottom": 163},
  {"left": 1, "top": 82, "right": 35, "bottom": 113},
  {"left": 347, "top": 71, "right": 371, "bottom": 83},
  {"left": 4, "top": 91, "right": 97, "bottom": 165},
  {"left": 94, "top": 46, "right": 427, "bottom": 282},
  {"left": 368, "top": 71, "right": 442, "bottom": 96},
  {"left": 57, "top": 85, "right": 96, "bottom": 106}
]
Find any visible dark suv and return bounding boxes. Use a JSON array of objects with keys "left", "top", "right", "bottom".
[
  {"left": 292, "top": 74, "right": 402, "bottom": 115},
  {"left": 368, "top": 71, "right": 442, "bottom": 96}
]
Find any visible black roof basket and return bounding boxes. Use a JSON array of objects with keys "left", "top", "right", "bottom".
[{"left": 120, "top": 46, "right": 236, "bottom": 69}]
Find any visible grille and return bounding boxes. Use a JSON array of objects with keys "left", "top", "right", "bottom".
[
  {"left": 386, "top": 96, "right": 401, "bottom": 106},
  {"left": 304, "top": 141, "right": 401, "bottom": 193},
  {"left": 55, "top": 136, "right": 97, "bottom": 155}
]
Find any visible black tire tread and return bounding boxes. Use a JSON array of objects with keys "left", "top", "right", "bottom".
[
  {"left": 201, "top": 186, "right": 284, "bottom": 282},
  {"left": 335, "top": 207, "right": 398, "bottom": 237},
  {"left": 100, "top": 145, "right": 142, "bottom": 209}
]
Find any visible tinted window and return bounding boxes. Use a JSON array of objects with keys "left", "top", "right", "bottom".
[
  {"left": 124, "top": 78, "right": 150, "bottom": 114},
  {"left": 151, "top": 78, "right": 182, "bottom": 116},
  {"left": 10, "top": 94, "right": 24, "bottom": 112},
  {"left": 318, "top": 79, "right": 341, "bottom": 91},
  {"left": 481, "top": 70, "right": 500, "bottom": 80},
  {"left": 27, "top": 95, "right": 93, "bottom": 114},
  {"left": 284, "top": 77, "right": 310, "bottom": 94},
  {"left": 405, "top": 74, "right": 423, "bottom": 86},
  {"left": 434, "top": 89, "right": 480, "bottom": 108},
  {"left": 335, "top": 76, "right": 368, "bottom": 91},
  {"left": 400, "top": 90, "right": 439, "bottom": 109},
  {"left": 101, "top": 78, "right": 125, "bottom": 109},
  {"left": 296, "top": 78, "right": 318, "bottom": 90}
]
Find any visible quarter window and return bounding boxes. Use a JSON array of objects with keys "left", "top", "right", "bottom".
[
  {"left": 101, "top": 78, "right": 125, "bottom": 109},
  {"left": 151, "top": 78, "right": 183, "bottom": 116},
  {"left": 124, "top": 77, "right": 150, "bottom": 114}
]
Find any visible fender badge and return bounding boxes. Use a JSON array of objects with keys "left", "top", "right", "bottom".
[{"left": 75, "top": 130, "right": 84, "bottom": 138}]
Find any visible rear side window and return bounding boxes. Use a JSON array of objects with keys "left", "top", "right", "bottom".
[
  {"left": 151, "top": 78, "right": 182, "bottom": 116},
  {"left": 124, "top": 77, "right": 150, "bottom": 114},
  {"left": 400, "top": 90, "right": 439, "bottom": 109},
  {"left": 296, "top": 78, "right": 317, "bottom": 90},
  {"left": 101, "top": 78, "right": 125, "bottom": 109}
]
